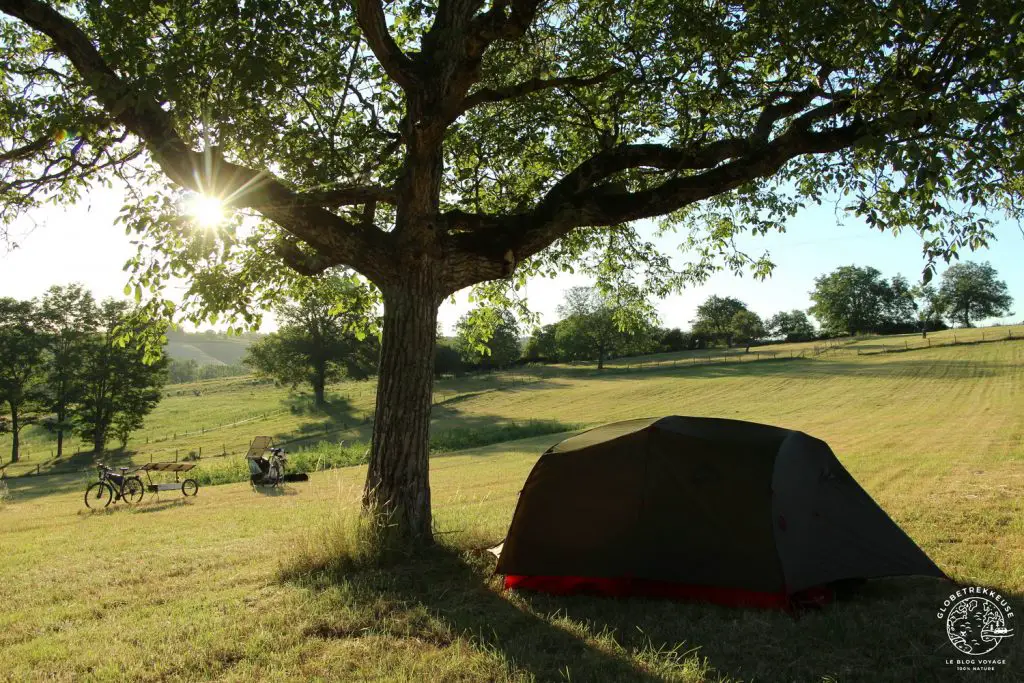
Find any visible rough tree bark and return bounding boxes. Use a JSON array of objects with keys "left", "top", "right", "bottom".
[
  {"left": 364, "top": 270, "right": 441, "bottom": 541},
  {"left": 1, "top": 0, "right": 1001, "bottom": 546}
]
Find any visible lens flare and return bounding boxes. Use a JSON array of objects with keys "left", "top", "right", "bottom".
[{"left": 184, "top": 194, "right": 225, "bottom": 228}]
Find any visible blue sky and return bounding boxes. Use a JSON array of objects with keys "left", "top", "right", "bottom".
[{"left": 1, "top": 185, "right": 1021, "bottom": 333}]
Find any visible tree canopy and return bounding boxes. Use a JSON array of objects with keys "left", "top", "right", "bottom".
[
  {"left": 766, "top": 310, "right": 816, "bottom": 342},
  {"left": 243, "top": 273, "right": 380, "bottom": 406},
  {"left": 454, "top": 308, "right": 521, "bottom": 369},
  {"left": 808, "top": 265, "right": 917, "bottom": 335},
  {"left": 3, "top": 0, "right": 1022, "bottom": 541},
  {"left": 937, "top": 261, "right": 1014, "bottom": 327},
  {"left": 76, "top": 299, "right": 168, "bottom": 453},
  {"left": 0, "top": 298, "right": 45, "bottom": 463},
  {"left": 729, "top": 310, "right": 767, "bottom": 351},
  {"left": 691, "top": 296, "right": 749, "bottom": 346},
  {"left": 555, "top": 286, "right": 658, "bottom": 369}
]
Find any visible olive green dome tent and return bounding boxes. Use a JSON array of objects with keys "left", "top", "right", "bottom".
[{"left": 495, "top": 416, "right": 947, "bottom": 608}]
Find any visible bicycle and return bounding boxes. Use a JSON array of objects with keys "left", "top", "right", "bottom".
[{"left": 84, "top": 463, "right": 145, "bottom": 509}]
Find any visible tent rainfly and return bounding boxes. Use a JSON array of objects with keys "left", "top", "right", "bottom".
[{"left": 494, "top": 416, "right": 947, "bottom": 608}]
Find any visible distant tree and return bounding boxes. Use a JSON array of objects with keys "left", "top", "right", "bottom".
[
  {"left": 434, "top": 341, "right": 465, "bottom": 377},
  {"left": 75, "top": 300, "right": 168, "bottom": 454},
  {"left": 730, "top": 310, "right": 767, "bottom": 352},
  {"left": 523, "top": 324, "right": 561, "bottom": 363},
  {"left": 454, "top": 308, "right": 521, "bottom": 369},
  {"left": 0, "top": 298, "right": 46, "bottom": 463},
  {"left": 938, "top": 262, "right": 1014, "bottom": 328},
  {"left": 880, "top": 274, "right": 919, "bottom": 334},
  {"left": 3, "top": 0, "right": 1021, "bottom": 544},
  {"left": 808, "top": 266, "right": 898, "bottom": 336},
  {"left": 555, "top": 287, "right": 658, "bottom": 369},
  {"left": 911, "top": 285, "right": 948, "bottom": 338},
  {"left": 659, "top": 327, "right": 699, "bottom": 352},
  {"left": 691, "top": 296, "right": 748, "bottom": 346},
  {"left": 38, "top": 284, "right": 98, "bottom": 458},
  {"left": 244, "top": 273, "right": 380, "bottom": 406},
  {"left": 167, "top": 358, "right": 201, "bottom": 384},
  {"left": 766, "top": 310, "right": 816, "bottom": 342}
]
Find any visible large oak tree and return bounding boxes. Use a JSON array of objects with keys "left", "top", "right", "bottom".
[{"left": 2, "top": 0, "right": 1022, "bottom": 541}]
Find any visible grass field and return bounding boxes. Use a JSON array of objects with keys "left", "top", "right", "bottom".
[{"left": 1, "top": 333, "right": 1022, "bottom": 681}]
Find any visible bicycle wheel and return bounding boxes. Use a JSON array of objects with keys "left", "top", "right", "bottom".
[
  {"left": 123, "top": 477, "right": 145, "bottom": 504},
  {"left": 181, "top": 479, "right": 199, "bottom": 497},
  {"left": 84, "top": 482, "right": 113, "bottom": 509}
]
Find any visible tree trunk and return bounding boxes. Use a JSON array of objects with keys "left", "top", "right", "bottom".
[
  {"left": 56, "top": 404, "right": 66, "bottom": 458},
  {"left": 312, "top": 367, "right": 326, "bottom": 408},
  {"left": 9, "top": 403, "right": 19, "bottom": 464},
  {"left": 363, "top": 278, "right": 439, "bottom": 544},
  {"left": 93, "top": 428, "right": 105, "bottom": 456}
]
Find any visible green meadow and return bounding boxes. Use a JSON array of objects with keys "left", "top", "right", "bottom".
[{"left": 1, "top": 328, "right": 1022, "bottom": 681}]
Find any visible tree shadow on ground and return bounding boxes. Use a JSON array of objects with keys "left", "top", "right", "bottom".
[
  {"left": 289, "top": 545, "right": 668, "bottom": 682},
  {"left": 514, "top": 578, "right": 1024, "bottom": 682},
  {"left": 289, "top": 546, "right": 1023, "bottom": 682},
  {"left": 284, "top": 394, "right": 363, "bottom": 435},
  {"left": 531, "top": 357, "right": 1018, "bottom": 383},
  {"left": 250, "top": 484, "right": 300, "bottom": 497},
  {"left": 2, "top": 446, "right": 142, "bottom": 502}
]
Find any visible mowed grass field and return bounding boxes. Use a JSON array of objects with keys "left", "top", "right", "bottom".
[{"left": 1, "top": 336, "right": 1022, "bottom": 681}]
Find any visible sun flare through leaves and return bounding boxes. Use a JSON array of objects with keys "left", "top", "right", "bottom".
[{"left": 183, "top": 194, "right": 226, "bottom": 229}]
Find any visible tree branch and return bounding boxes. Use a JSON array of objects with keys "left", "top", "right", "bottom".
[
  {"left": 458, "top": 69, "right": 618, "bottom": 115},
  {"left": 293, "top": 184, "right": 397, "bottom": 207},
  {"left": 442, "top": 100, "right": 872, "bottom": 291},
  {"left": 0, "top": 0, "right": 396, "bottom": 284},
  {"left": 353, "top": 0, "right": 419, "bottom": 91},
  {"left": 0, "top": 134, "right": 53, "bottom": 163}
]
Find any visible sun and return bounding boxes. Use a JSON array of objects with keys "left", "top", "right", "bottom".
[{"left": 184, "top": 194, "right": 225, "bottom": 228}]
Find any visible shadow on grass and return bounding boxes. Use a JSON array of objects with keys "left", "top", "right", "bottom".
[
  {"left": 251, "top": 484, "right": 300, "bottom": 497},
  {"left": 287, "top": 545, "right": 669, "bottom": 682},
  {"left": 285, "top": 394, "right": 363, "bottom": 435},
  {"left": 527, "top": 356, "right": 1018, "bottom": 382},
  {"left": 286, "top": 545, "right": 1024, "bottom": 682},
  {"left": 77, "top": 498, "right": 195, "bottom": 516}
]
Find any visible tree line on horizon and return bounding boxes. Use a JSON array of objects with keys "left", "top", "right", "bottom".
[
  {"left": 0, "top": 285, "right": 168, "bottom": 464},
  {"left": 443, "top": 260, "right": 1015, "bottom": 373},
  {"left": 226, "top": 260, "right": 1016, "bottom": 399}
]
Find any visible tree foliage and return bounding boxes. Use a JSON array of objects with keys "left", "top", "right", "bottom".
[
  {"left": 522, "top": 323, "right": 561, "bottom": 363},
  {"left": 454, "top": 308, "right": 521, "bottom": 369},
  {"left": 730, "top": 310, "right": 767, "bottom": 351},
  {"left": 691, "top": 296, "right": 749, "bottom": 346},
  {"left": 766, "top": 310, "right": 817, "bottom": 342},
  {"left": 937, "top": 261, "right": 1014, "bottom": 327},
  {"left": 808, "top": 265, "right": 918, "bottom": 336},
  {"left": 0, "top": 298, "right": 46, "bottom": 463},
  {"left": 3, "top": 0, "right": 1022, "bottom": 540},
  {"left": 554, "top": 286, "right": 658, "bottom": 369},
  {"left": 38, "top": 284, "right": 97, "bottom": 457},
  {"left": 910, "top": 284, "right": 948, "bottom": 337},
  {"left": 243, "top": 273, "right": 380, "bottom": 405},
  {"left": 76, "top": 300, "right": 168, "bottom": 453}
]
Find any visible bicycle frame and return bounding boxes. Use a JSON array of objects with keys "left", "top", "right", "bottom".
[{"left": 95, "top": 466, "right": 137, "bottom": 500}]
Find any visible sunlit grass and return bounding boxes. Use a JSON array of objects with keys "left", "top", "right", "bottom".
[{"left": 1, "top": 339, "right": 1022, "bottom": 680}]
